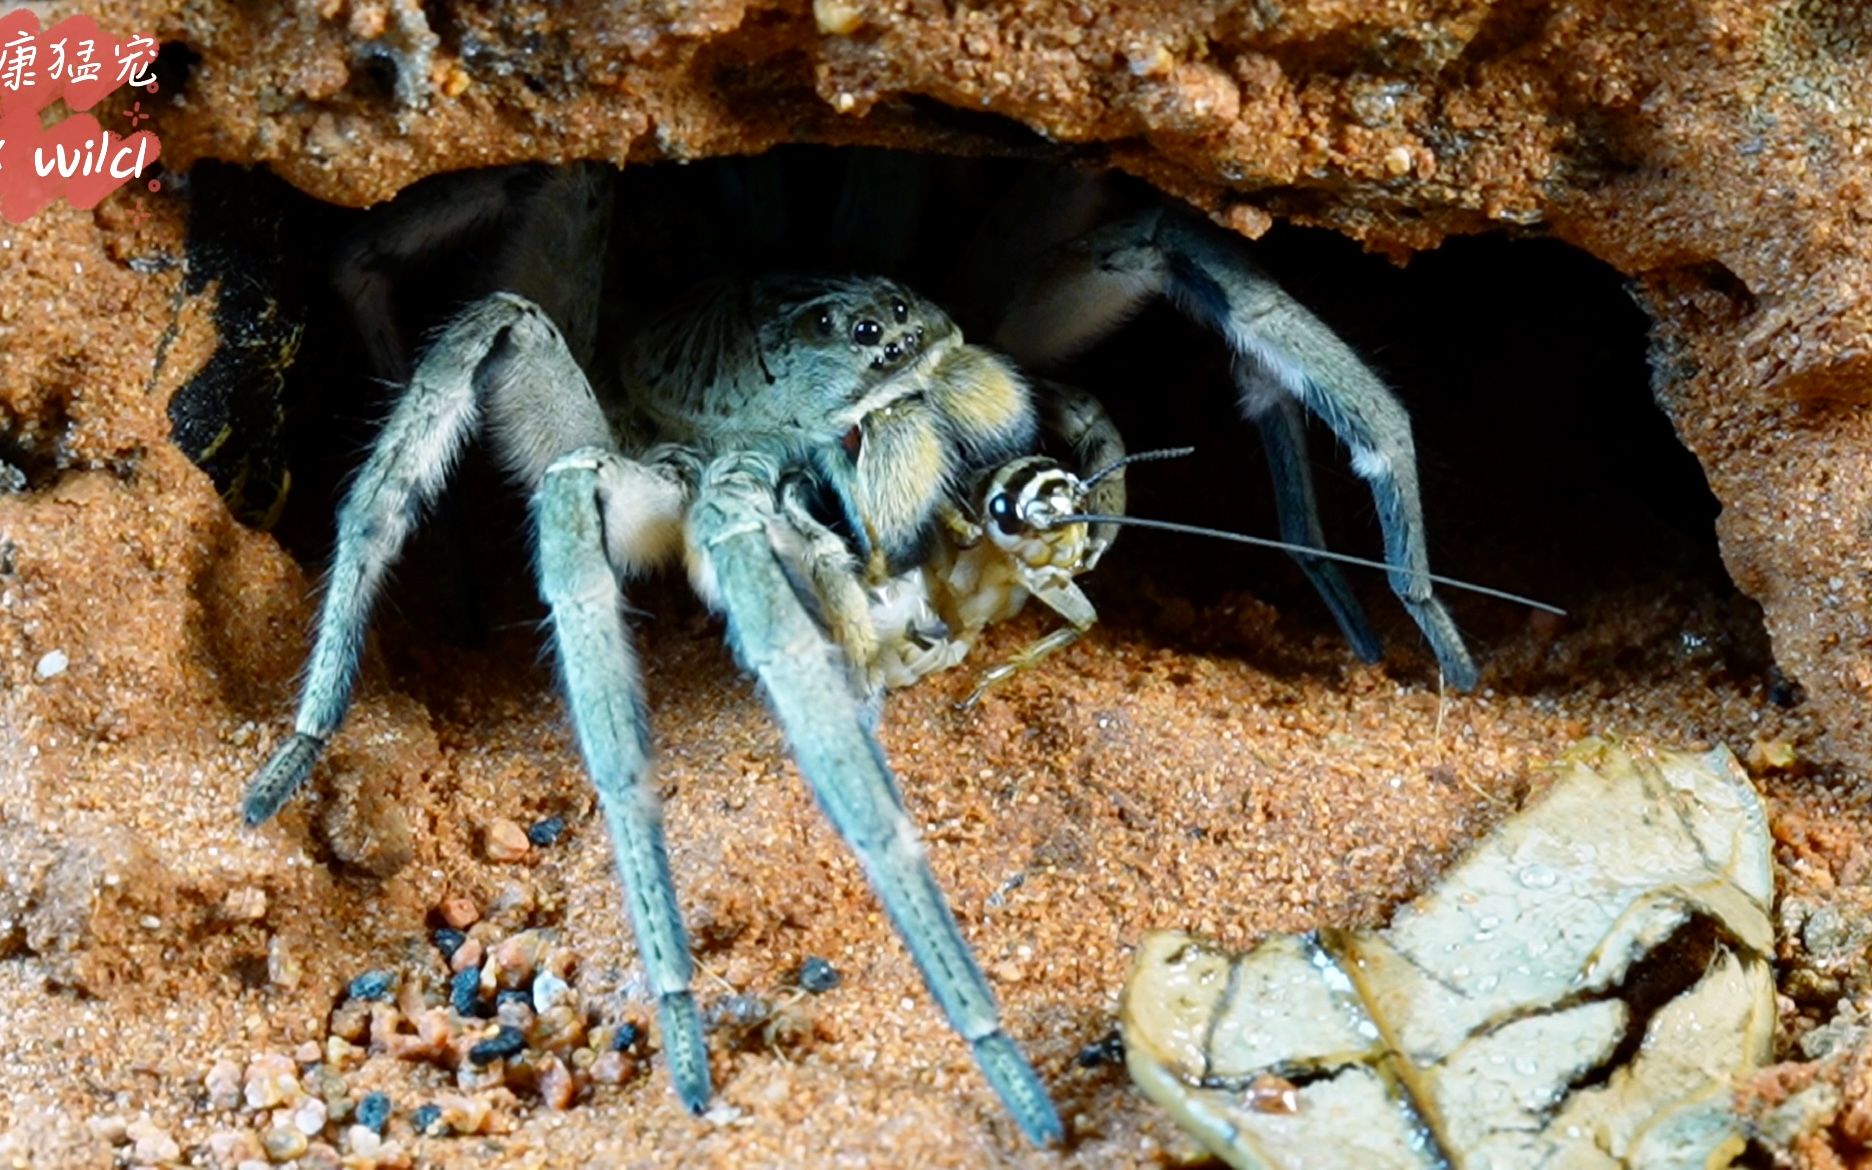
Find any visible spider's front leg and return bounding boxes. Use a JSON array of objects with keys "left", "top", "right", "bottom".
[
  {"left": 686, "top": 450, "right": 1064, "bottom": 1147},
  {"left": 997, "top": 206, "right": 1476, "bottom": 690},
  {"left": 243, "top": 277, "right": 713, "bottom": 1113},
  {"left": 534, "top": 445, "right": 709, "bottom": 1112}
]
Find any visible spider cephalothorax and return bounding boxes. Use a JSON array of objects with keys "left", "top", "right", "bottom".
[{"left": 242, "top": 158, "right": 1478, "bottom": 1148}]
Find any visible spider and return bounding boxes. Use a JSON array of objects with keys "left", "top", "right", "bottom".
[{"left": 239, "top": 159, "right": 1476, "bottom": 1147}]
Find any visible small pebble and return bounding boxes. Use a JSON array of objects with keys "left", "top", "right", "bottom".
[
  {"left": 267, "top": 936, "right": 302, "bottom": 989},
  {"left": 293, "top": 1098, "right": 328, "bottom": 1136},
  {"left": 450, "top": 966, "right": 485, "bottom": 1017},
  {"left": 531, "top": 972, "right": 573, "bottom": 1013},
  {"left": 410, "top": 1103, "right": 444, "bottom": 1136},
  {"left": 433, "top": 928, "right": 468, "bottom": 959},
  {"left": 355, "top": 1091, "right": 391, "bottom": 1133},
  {"left": 539, "top": 1055, "right": 576, "bottom": 1110},
  {"left": 222, "top": 886, "right": 268, "bottom": 921},
  {"left": 243, "top": 1052, "right": 301, "bottom": 1110},
  {"left": 348, "top": 969, "right": 395, "bottom": 1002},
  {"left": 611, "top": 1022, "right": 641, "bottom": 1052},
  {"left": 437, "top": 895, "right": 480, "bottom": 929},
  {"left": 468, "top": 1025, "right": 526, "bottom": 1066},
  {"left": 1076, "top": 1029, "right": 1125, "bottom": 1068},
  {"left": 293, "top": 1040, "right": 322, "bottom": 1065},
  {"left": 532, "top": 1004, "right": 585, "bottom": 1052},
  {"left": 526, "top": 817, "right": 566, "bottom": 847},
  {"left": 496, "top": 997, "right": 536, "bottom": 1031},
  {"left": 206, "top": 1129, "right": 264, "bottom": 1165},
  {"left": 204, "top": 1058, "right": 243, "bottom": 1110},
  {"left": 486, "top": 879, "right": 537, "bottom": 922},
  {"left": 260, "top": 1124, "right": 309, "bottom": 1161},
  {"left": 344, "top": 1124, "right": 383, "bottom": 1158},
  {"left": 435, "top": 1093, "right": 491, "bottom": 1135},
  {"left": 798, "top": 956, "right": 840, "bottom": 994},
  {"left": 300, "top": 1142, "right": 342, "bottom": 1170},
  {"left": 126, "top": 1117, "right": 180, "bottom": 1164},
  {"left": 488, "top": 930, "right": 546, "bottom": 988},
  {"left": 589, "top": 1049, "right": 631, "bottom": 1085},
  {"left": 328, "top": 1000, "right": 371, "bottom": 1044},
  {"left": 34, "top": 649, "right": 68, "bottom": 679},
  {"left": 450, "top": 936, "right": 485, "bottom": 974},
  {"left": 483, "top": 817, "right": 531, "bottom": 862}
]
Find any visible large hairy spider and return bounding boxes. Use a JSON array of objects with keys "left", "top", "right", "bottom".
[{"left": 241, "top": 160, "right": 1475, "bottom": 1146}]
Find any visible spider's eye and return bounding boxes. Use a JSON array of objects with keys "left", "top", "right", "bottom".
[
  {"left": 883, "top": 341, "right": 902, "bottom": 362},
  {"left": 852, "top": 319, "right": 883, "bottom": 347},
  {"left": 816, "top": 311, "right": 834, "bottom": 336},
  {"left": 988, "top": 492, "right": 1020, "bottom": 536},
  {"left": 891, "top": 298, "right": 909, "bottom": 323},
  {"left": 841, "top": 425, "right": 863, "bottom": 460}
]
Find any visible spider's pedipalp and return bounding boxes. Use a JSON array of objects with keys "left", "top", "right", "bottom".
[
  {"left": 536, "top": 448, "right": 709, "bottom": 1112},
  {"left": 688, "top": 451, "right": 1063, "bottom": 1147}
]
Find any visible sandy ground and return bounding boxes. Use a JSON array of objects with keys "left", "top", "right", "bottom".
[{"left": 7, "top": 0, "right": 1872, "bottom": 1159}]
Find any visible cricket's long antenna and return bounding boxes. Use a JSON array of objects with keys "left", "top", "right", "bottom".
[
  {"left": 1054, "top": 511, "right": 1565, "bottom": 616},
  {"left": 1080, "top": 446, "right": 1196, "bottom": 492}
]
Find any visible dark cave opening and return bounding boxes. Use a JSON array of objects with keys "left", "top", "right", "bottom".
[{"left": 170, "top": 148, "right": 1766, "bottom": 698}]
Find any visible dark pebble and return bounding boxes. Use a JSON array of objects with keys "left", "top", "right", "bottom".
[
  {"left": 1768, "top": 667, "right": 1804, "bottom": 709},
  {"left": 410, "top": 1103, "right": 444, "bottom": 1136},
  {"left": 496, "top": 987, "right": 531, "bottom": 1009},
  {"left": 348, "top": 970, "right": 395, "bottom": 1002},
  {"left": 611, "top": 1022, "right": 641, "bottom": 1051},
  {"left": 356, "top": 1092, "right": 391, "bottom": 1133},
  {"left": 798, "top": 956, "right": 840, "bottom": 994},
  {"left": 468, "top": 1025, "right": 526, "bottom": 1066},
  {"left": 1076, "top": 1029, "right": 1125, "bottom": 1068},
  {"left": 450, "top": 967, "right": 484, "bottom": 1017},
  {"left": 526, "top": 817, "right": 566, "bottom": 847},
  {"left": 432, "top": 928, "right": 467, "bottom": 959}
]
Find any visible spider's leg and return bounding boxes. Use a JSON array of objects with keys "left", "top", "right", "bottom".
[
  {"left": 1242, "top": 375, "right": 1384, "bottom": 663},
  {"left": 688, "top": 451, "right": 1063, "bottom": 1146},
  {"left": 334, "top": 165, "right": 612, "bottom": 380},
  {"left": 535, "top": 447, "right": 708, "bottom": 1113},
  {"left": 245, "top": 297, "right": 511, "bottom": 820},
  {"left": 996, "top": 208, "right": 1478, "bottom": 690}
]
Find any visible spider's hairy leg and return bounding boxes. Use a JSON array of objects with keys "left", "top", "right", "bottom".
[
  {"left": 1240, "top": 377, "right": 1384, "bottom": 663},
  {"left": 334, "top": 165, "right": 614, "bottom": 381},
  {"left": 996, "top": 208, "right": 1477, "bottom": 690},
  {"left": 687, "top": 451, "right": 1063, "bottom": 1147},
  {"left": 245, "top": 294, "right": 595, "bottom": 823},
  {"left": 535, "top": 448, "right": 709, "bottom": 1114}
]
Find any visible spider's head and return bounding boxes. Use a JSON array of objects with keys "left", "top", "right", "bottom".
[
  {"left": 764, "top": 276, "right": 1039, "bottom": 577},
  {"left": 782, "top": 276, "right": 957, "bottom": 382}
]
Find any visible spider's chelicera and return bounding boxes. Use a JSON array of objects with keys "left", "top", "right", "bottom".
[{"left": 242, "top": 161, "right": 1475, "bottom": 1146}]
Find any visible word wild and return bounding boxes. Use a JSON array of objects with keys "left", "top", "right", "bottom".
[{"left": 0, "top": 11, "right": 162, "bottom": 224}]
